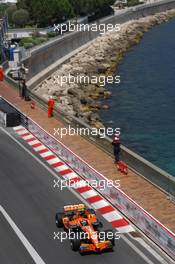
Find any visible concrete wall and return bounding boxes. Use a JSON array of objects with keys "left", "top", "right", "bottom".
[
  {"left": 23, "top": 0, "right": 175, "bottom": 79},
  {"left": 121, "top": 145, "right": 175, "bottom": 196}
]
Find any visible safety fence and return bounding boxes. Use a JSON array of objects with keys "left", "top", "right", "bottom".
[{"left": 1, "top": 96, "right": 175, "bottom": 260}]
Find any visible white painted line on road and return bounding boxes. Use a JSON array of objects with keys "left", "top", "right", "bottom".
[
  {"left": 63, "top": 172, "right": 79, "bottom": 180},
  {"left": 80, "top": 190, "right": 97, "bottom": 199},
  {"left": 54, "top": 165, "right": 68, "bottom": 172},
  {"left": 15, "top": 130, "right": 27, "bottom": 135},
  {"left": 117, "top": 225, "right": 135, "bottom": 233},
  {"left": 135, "top": 237, "right": 169, "bottom": 264},
  {"left": 28, "top": 140, "right": 40, "bottom": 146},
  {"left": 47, "top": 157, "right": 61, "bottom": 165},
  {"left": 122, "top": 236, "right": 157, "bottom": 264},
  {"left": 23, "top": 134, "right": 34, "bottom": 140},
  {"left": 34, "top": 145, "right": 46, "bottom": 152},
  {"left": 13, "top": 125, "right": 24, "bottom": 131},
  {"left": 103, "top": 211, "right": 122, "bottom": 222},
  {"left": 40, "top": 151, "right": 53, "bottom": 158},
  {"left": 0, "top": 205, "right": 46, "bottom": 264},
  {"left": 71, "top": 180, "right": 87, "bottom": 189},
  {"left": 92, "top": 200, "right": 109, "bottom": 210}
]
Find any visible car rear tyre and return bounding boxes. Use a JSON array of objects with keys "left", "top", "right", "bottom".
[
  {"left": 55, "top": 212, "right": 63, "bottom": 228},
  {"left": 70, "top": 237, "right": 81, "bottom": 251},
  {"left": 104, "top": 229, "right": 115, "bottom": 246}
]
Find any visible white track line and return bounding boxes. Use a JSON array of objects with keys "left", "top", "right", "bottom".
[
  {"left": 81, "top": 190, "right": 97, "bottom": 199},
  {"left": 92, "top": 200, "right": 109, "bottom": 210},
  {"left": 47, "top": 158, "right": 61, "bottom": 165},
  {"left": 0, "top": 205, "right": 46, "bottom": 264},
  {"left": 23, "top": 135, "right": 34, "bottom": 140},
  {"left": 103, "top": 211, "right": 122, "bottom": 222},
  {"left": 28, "top": 140, "right": 40, "bottom": 146},
  {"left": 34, "top": 145, "right": 47, "bottom": 152}
]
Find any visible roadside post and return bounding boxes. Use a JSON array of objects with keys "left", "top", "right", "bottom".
[
  {"left": 48, "top": 96, "right": 55, "bottom": 118},
  {"left": 0, "top": 65, "right": 4, "bottom": 81}
]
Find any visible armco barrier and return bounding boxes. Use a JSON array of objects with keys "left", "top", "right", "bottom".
[{"left": 1, "top": 97, "right": 174, "bottom": 259}]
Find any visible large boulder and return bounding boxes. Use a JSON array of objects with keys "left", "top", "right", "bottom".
[{"left": 97, "top": 64, "right": 110, "bottom": 74}]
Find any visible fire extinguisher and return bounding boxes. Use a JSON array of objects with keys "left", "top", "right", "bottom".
[
  {"left": 31, "top": 101, "right": 35, "bottom": 109},
  {"left": 0, "top": 66, "right": 4, "bottom": 81}
]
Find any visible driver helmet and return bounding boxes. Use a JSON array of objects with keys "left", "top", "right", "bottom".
[
  {"left": 77, "top": 204, "right": 86, "bottom": 216},
  {"left": 78, "top": 208, "right": 85, "bottom": 216},
  {"left": 81, "top": 220, "right": 88, "bottom": 226}
]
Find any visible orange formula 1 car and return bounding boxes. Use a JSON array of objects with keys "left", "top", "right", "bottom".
[{"left": 55, "top": 204, "right": 115, "bottom": 254}]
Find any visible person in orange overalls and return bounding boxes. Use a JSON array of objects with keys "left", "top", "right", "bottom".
[
  {"left": 0, "top": 66, "right": 4, "bottom": 81},
  {"left": 48, "top": 96, "right": 55, "bottom": 118}
]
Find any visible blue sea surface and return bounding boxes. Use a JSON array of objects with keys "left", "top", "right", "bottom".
[{"left": 100, "top": 18, "right": 175, "bottom": 176}]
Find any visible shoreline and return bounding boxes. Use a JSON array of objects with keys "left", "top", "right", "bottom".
[{"left": 34, "top": 9, "right": 175, "bottom": 128}]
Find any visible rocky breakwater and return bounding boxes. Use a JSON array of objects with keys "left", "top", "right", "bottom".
[{"left": 33, "top": 9, "right": 175, "bottom": 128}]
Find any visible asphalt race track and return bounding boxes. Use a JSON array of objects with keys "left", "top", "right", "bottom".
[{"left": 0, "top": 127, "right": 170, "bottom": 264}]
